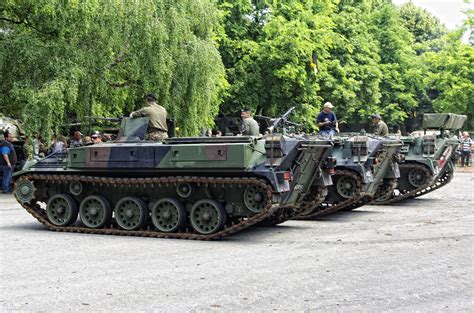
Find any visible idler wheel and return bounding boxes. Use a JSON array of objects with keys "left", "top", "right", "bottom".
[
  {"left": 46, "top": 194, "right": 78, "bottom": 226},
  {"left": 407, "top": 167, "right": 429, "bottom": 188},
  {"left": 114, "top": 197, "right": 147, "bottom": 231},
  {"left": 79, "top": 195, "right": 112, "bottom": 229},
  {"left": 151, "top": 198, "right": 186, "bottom": 233},
  {"left": 243, "top": 185, "right": 268, "bottom": 213},
  {"left": 190, "top": 200, "right": 227, "bottom": 235},
  {"left": 335, "top": 175, "right": 359, "bottom": 199}
]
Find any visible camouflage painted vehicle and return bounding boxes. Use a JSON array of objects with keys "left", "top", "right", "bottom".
[
  {"left": 296, "top": 133, "right": 402, "bottom": 219},
  {"left": 12, "top": 117, "right": 332, "bottom": 240},
  {"left": 376, "top": 113, "right": 466, "bottom": 204}
]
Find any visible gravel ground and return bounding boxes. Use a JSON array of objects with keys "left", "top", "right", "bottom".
[{"left": 0, "top": 172, "right": 473, "bottom": 312}]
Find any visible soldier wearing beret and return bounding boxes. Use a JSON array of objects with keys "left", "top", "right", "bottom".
[
  {"left": 130, "top": 93, "right": 168, "bottom": 141},
  {"left": 371, "top": 113, "right": 389, "bottom": 136},
  {"left": 240, "top": 108, "right": 260, "bottom": 136}
]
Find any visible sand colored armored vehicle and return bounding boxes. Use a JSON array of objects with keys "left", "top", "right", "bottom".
[{"left": 12, "top": 116, "right": 333, "bottom": 240}]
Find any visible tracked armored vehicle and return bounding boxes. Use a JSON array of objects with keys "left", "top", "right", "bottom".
[
  {"left": 376, "top": 113, "right": 466, "bottom": 204},
  {"left": 296, "top": 134, "right": 402, "bottom": 219},
  {"left": 13, "top": 117, "right": 332, "bottom": 240}
]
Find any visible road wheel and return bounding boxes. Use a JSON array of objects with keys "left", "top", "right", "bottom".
[
  {"left": 151, "top": 198, "right": 186, "bottom": 233},
  {"left": 80, "top": 195, "right": 112, "bottom": 229},
  {"left": 190, "top": 200, "right": 227, "bottom": 235},
  {"left": 46, "top": 194, "right": 78, "bottom": 226},
  {"left": 114, "top": 197, "right": 148, "bottom": 231}
]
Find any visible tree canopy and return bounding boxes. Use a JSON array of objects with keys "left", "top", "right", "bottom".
[
  {"left": 0, "top": 0, "right": 226, "bottom": 137},
  {"left": 1, "top": 0, "right": 472, "bottom": 137}
]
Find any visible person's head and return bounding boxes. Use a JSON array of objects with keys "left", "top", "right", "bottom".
[
  {"left": 462, "top": 131, "right": 469, "bottom": 138},
  {"left": 83, "top": 136, "right": 92, "bottom": 144},
  {"left": 371, "top": 113, "right": 382, "bottom": 124},
  {"left": 3, "top": 131, "right": 13, "bottom": 142},
  {"left": 323, "top": 102, "right": 334, "bottom": 113},
  {"left": 240, "top": 108, "right": 252, "bottom": 119},
  {"left": 216, "top": 130, "right": 222, "bottom": 137},
  {"left": 146, "top": 93, "right": 157, "bottom": 106},
  {"left": 91, "top": 132, "right": 102, "bottom": 143},
  {"left": 73, "top": 131, "right": 82, "bottom": 140},
  {"left": 206, "top": 129, "right": 212, "bottom": 137}
]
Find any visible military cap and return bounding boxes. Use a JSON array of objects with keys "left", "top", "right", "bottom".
[
  {"left": 146, "top": 93, "right": 157, "bottom": 100},
  {"left": 371, "top": 113, "right": 381, "bottom": 119},
  {"left": 241, "top": 108, "right": 252, "bottom": 113}
]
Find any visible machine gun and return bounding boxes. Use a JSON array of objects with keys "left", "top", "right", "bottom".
[
  {"left": 263, "top": 107, "right": 299, "bottom": 134},
  {"left": 85, "top": 116, "right": 125, "bottom": 123}
]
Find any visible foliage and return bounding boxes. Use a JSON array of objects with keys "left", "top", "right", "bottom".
[
  {"left": 0, "top": 0, "right": 226, "bottom": 138},
  {"left": 398, "top": 1, "right": 447, "bottom": 51},
  {"left": 422, "top": 35, "right": 474, "bottom": 127},
  {"left": 217, "top": 0, "right": 427, "bottom": 129},
  {"left": 1, "top": 0, "right": 472, "bottom": 137}
]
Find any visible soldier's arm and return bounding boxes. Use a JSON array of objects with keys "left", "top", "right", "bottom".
[
  {"left": 130, "top": 107, "right": 149, "bottom": 118},
  {"left": 241, "top": 120, "right": 249, "bottom": 135}
]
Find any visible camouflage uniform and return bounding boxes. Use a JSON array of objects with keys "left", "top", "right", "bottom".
[
  {"left": 131, "top": 104, "right": 168, "bottom": 141},
  {"left": 373, "top": 120, "right": 389, "bottom": 136},
  {"left": 145, "top": 131, "right": 168, "bottom": 141},
  {"left": 242, "top": 117, "right": 260, "bottom": 136}
]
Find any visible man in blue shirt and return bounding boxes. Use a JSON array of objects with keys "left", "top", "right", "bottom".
[
  {"left": 317, "top": 102, "right": 339, "bottom": 136},
  {"left": 1, "top": 131, "right": 17, "bottom": 193}
]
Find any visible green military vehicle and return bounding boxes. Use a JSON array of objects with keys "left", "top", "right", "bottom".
[
  {"left": 296, "top": 134, "right": 402, "bottom": 219},
  {"left": 376, "top": 113, "right": 466, "bottom": 204},
  {"left": 12, "top": 116, "right": 333, "bottom": 240}
]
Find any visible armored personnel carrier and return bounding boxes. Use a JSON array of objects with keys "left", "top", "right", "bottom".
[
  {"left": 12, "top": 117, "right": 332, "bottom": 240},
  {"left": 375, "top": 113, "right": 466, "bottom": 204},
  {"left": 296, "top": 134, "right": 402, "bottom": 219}
]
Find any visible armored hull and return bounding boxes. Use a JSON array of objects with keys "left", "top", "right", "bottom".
[
  {"left": 376, "top": 113, "right": 466, "bottom": 204},
  {"left": 297, "top": 134, "right": 402, "bottom": 219},
  {"left": 13, "top": 118, "right": 333, "bottom": 240}
]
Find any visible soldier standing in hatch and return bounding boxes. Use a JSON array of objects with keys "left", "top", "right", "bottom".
[
  {"left": 1, "top": 131, "right": 17, "bottom": 194},
  {"left": 371, "top": 113, "right": 389, "bottom": 136},
  {"left": 240, "top": 108, "right": 260, "bottom": 136},
  {"left": 130, "top": 93, "right": 168, "bottom": 141}
]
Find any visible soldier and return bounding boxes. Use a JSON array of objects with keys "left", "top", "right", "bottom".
[
  {"left": 371, "top": 113, "right": 389, "bottom": 136},
  {"left": 317, "top": 102, "right": 339, "bottom": 136},
  {"left": 1, "top": 131, "right": 17, "bottom": 193},
  {"left": 130, "top": 93, "right": 168, "bottom": 141},
  {"left": 240, "top": 108, "right": 260, "bottom": 136}
]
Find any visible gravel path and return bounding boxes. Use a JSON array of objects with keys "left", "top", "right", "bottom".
[{"left": 1, "top": 172, "right": 473, "bottom": 312}]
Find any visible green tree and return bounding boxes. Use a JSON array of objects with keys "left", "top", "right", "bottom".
[
  {"left": 0, "top": 0, "right": 226, "bottom": 138},
  {"left": 217, "top": 0, "right": 337, "bottom": 130},
  {"left": 423, "top": 32, "right": 474, "bottom": 128},
  {"left": 370, "top": 2, "right": 423, "bottom": 125},
  {"left": 398, "top": 1, "right": 447, "bottom": 49}
]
